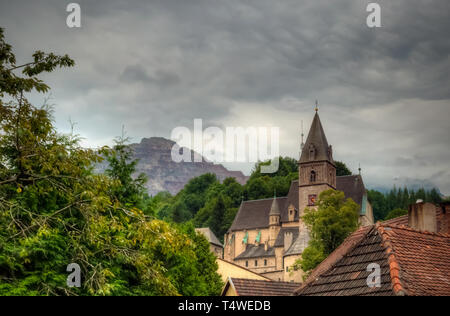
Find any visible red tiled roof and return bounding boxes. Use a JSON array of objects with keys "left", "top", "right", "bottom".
[
  {"left": 378, "top": 224, "right": 450, "bottom": 296},
  {"left": 294, "top": 223, "right": 450, "bottom": 296},
  {"left": 224, "top": 278, "right": 300, "bottom": 296},
  {"left": 382, "top": 214, "right": 408, "bottom": 226}
]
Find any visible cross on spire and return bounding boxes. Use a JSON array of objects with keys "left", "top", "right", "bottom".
[{"left": 315, "top": 100, "right": 319, "bottom": 112}]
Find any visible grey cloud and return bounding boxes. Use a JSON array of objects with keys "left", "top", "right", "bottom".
[{"left": 0, "top": 0, "right": 449, "bottom": 194}]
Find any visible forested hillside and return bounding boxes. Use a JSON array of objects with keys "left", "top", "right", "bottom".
[{"left": 151, "top": 156, "right": 442, "bottom": 242}]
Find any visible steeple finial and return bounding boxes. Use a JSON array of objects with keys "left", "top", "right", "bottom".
[
  {"left": 358, "top": 163, "right": 362, "bottom": 175},
  {"left": 315, "top": 100, "right": 318, "bottom": 112}
]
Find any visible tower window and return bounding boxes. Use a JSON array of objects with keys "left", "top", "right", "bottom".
[
  {"left": 255, "top": 260, "right": 258, "bottom": 267},
  {"left": 309, "top": 144, "right": 316, "bottom": 160},
  {"left": 264, "top": 259, "right": 267, "bottom": 266},
  {"left": 310, "top": 170, "right": 316, "bottom": 182}
]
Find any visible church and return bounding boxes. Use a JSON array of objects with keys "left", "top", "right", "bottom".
[{"left": 223, "top": 109, "right": 374, "bottom": 282}]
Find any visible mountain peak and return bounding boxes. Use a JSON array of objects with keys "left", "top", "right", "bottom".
[{"left": 131, "top": 137, "right": 248, "bottom": 195}]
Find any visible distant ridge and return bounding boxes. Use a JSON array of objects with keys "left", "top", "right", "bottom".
[{"left": 128, "top": 137, "right": 248, "bottom": 196}]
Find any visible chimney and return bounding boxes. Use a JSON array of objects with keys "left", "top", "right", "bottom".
[
  {"left": 264, "top": 240, "right": 269, "bottom": 252},
  {"left": 408, "top": 202, "right": 437, "bottom": 233},
  {"left": 438, "top": 202, "right": 450, "bottom": 234},
  {"left": 284, "top": 232, "right": 293, "bottom": 252}
]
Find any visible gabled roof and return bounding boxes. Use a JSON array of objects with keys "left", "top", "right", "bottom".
[
  {"left": 294, "top": 221, "right": 450, "bottom": 296},
  {"left": 223, "top": 278, "right": 301, "bottom": 296},
  {"left": 299, "top": 112, "right": 333, "bottom": 164},
  {"left": 336, "top": 175, "right": 366, "bottom": 212},
  {"left": 229, "top": 197, "right": 287, "bottom": 232},
  {"left": 195, "top": 227, "right": 223, "bottom": 247},
  {"left": 234, "top": 244, "right": 275, "bottom": 260}
]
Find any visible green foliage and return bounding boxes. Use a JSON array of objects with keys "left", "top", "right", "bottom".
[
  {"left": 243, "top": 157, "right": 298, "bottom": 200},
  {"left": 384, "top": 208, "right": 408, "bottom": 220},
  {"left": 368, "top": 187, "right": 442, "bottom": 221},
  {"left": 335, "top": 161, "right": 352, "bottom": 176},
  {"left": 161, "top": 158, "right": 356, "bottom": 242},
  {"left": 294, "top": 189, "right": 360, "bottom": 276},
  {"left": 296, "top": 240, "right": 326, "bottom": 273},
  {"left": 0, "top": 28, "right": 222, "bottom": 296},
  {"left": 103, "top": 133, "right": 148, "bottom": 209}
]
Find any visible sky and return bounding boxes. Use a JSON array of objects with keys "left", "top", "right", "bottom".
[{"left": 1, "top": 0, "right": 449, "bottom": 195}]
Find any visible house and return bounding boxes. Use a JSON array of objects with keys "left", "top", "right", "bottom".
[{"left": 293, "top": 201, "right": 450, "bottom": 296}]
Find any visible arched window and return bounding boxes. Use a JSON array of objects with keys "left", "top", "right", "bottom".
[{"left": 310, "top": 170, "right": 316, "bottom": 182}]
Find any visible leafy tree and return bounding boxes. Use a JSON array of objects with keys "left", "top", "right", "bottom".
[
  {"left": 104, "top": 133, "right": 148, "bottom": 209},
  {"left": 385, "top": 208, "right": 408, "bottom": 220},
  {"left": 0, "top": 28, "right": 222, "bottom": 296},
  {"left": 335, "top": 161, "right": 352, "bottom": 176},
  {"left": 294, "top": 189, "right": 360, "bottom": 276},
  {"left": 209, "top": 194, "right": 227, "bottom": 240},
  {"left": 248, "top": 156, "right": 298, "bottom": 181},
  {"left": 368, "top": 186, "right": 442, "bottom": 222},
  {"left": 368, "top": 189, "right": 389, "bottom": 221}
]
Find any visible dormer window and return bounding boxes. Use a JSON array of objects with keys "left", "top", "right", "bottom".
[{"left": 310, "top": 170, "right": 316, "bottom": 182}]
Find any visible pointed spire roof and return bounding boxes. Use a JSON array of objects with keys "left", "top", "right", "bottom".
[
  {"left": 269, "top": 196, "right": 281, "bottom": 216},
  {"left": 299, "top": 111, "right": 334, "bottom": 164}
]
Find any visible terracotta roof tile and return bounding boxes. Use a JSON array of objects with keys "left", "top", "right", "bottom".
[
  {"left": 294, "top": 223, "right": 450, "bottom": 296},
  {"left": 228, "top": 278, "right": 300, "bottom": 296}
]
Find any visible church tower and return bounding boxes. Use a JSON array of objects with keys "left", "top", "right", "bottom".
[{"left": 298, "top": 108, "right": 336, "bottom": 217}]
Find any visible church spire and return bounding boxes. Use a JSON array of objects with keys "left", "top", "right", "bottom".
[
  {"left": 299, "top": 107, "right": 334, "bottom": 164},
  {"left": 269, "top": 194, "right": 280, "bottom": 216}
]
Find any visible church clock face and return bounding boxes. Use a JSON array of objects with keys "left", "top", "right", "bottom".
[{"left": 308, "top": 194, "right": 317, "bottom": 206}]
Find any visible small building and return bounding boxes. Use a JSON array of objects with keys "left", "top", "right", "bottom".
[
  {"left": 293, "top": 201, "right": 450, "bottom": 296},
  {"left": 195, "top": 227, "right": 223, "bottom": 258},
  {"left": 221, "top": 277, "right": 300, "bottom": 296}
]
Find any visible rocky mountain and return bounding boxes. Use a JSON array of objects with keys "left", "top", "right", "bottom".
[{"left": 127, "top": 137, "right": 248, "bottom": 196}]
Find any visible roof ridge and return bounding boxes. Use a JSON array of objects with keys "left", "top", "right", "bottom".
[
  {"left": 336, "top": 174, "right": 360, "bottom": 178},
  {"left": 218, "top": 259, "right": 271, "bottom": 280},
  {"left": 381, "top": 222, "right": 450, "bottom": 238},
  {"left": 375, "top": 223, "right": 407, "bottom": 296},
  {"left": 242, "top": 196, "right": 288, "bottom": 203},
  {"left": 231, "top": 277, "right": 301, "bottom": 285}
]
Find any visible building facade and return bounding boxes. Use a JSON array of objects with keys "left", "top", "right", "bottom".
[{"left": 224, "top": 110, "right": 374, "bottom": 282}]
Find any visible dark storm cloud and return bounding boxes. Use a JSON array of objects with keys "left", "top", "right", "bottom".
[{"left": 0, "top": 0, "right": 449, "bottom": 194}]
